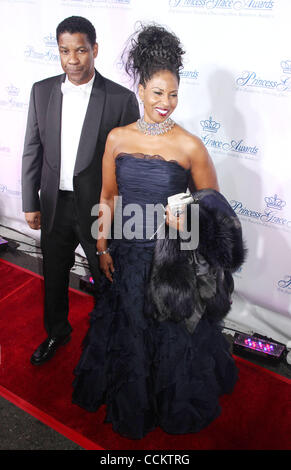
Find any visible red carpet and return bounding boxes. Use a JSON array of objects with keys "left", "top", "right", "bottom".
[{"left": 0, "top": 258, "right": 290, "bottom": 450}]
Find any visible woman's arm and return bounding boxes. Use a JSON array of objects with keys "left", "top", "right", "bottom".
[
  {"left": 166, "top": 136, "right": 219, "bottom": 231},
  {"left": 189, "top": 137, "right": 219, "bottom": 191},
  {"left": 96, "top": 129, "right": 120, "bottom": 281}
]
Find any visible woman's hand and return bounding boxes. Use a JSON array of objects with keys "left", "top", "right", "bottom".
[
  {"left": 165, "top": 204, "right": 186, "bottom": 232},
  {"left": 99, "top": 252, "right": 115, "bottom": 282}
]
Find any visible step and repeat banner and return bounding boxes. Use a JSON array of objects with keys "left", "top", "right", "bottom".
[{"left": 0, "top": 0, "right": 290, "bottom": 343}]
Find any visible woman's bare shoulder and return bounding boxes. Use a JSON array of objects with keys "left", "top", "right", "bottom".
[
  {"left": 174, "top": 124, "right": 206, "bottom": 155},
  {"left": 106, "top": 123, "right": 139, "bottom": 155},
  {"left": 107, "top": 122, "right": 138, "bottom": 144},
  {"left": 110, "top": 122, "right": 137, "bottom": 136}
]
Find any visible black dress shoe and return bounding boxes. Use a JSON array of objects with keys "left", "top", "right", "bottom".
[{"left": 30, "top": 335, "right": 71, "bottom": 365}]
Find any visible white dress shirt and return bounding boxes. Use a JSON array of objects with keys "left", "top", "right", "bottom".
[{"left": 59, "top": 73, "right": 95, "bottom": 191}]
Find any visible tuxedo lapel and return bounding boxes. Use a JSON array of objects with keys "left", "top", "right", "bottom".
[
  {"left": 45, "top": 74, "right": 65, "bottom": 173},
  {"left": 74, "top": 71, "right": 105, "bottom": 175}
]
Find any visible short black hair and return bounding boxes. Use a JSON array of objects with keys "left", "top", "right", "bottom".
[{"left": 56, "top": 16, "right": 96, "bottom": 47}]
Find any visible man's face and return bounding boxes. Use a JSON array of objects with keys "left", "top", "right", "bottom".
[{"left": 58, "top": 32, "right": 98, "bottom": 85}]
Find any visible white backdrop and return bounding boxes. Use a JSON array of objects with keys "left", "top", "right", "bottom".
[{"left": 0, "top": 0, "right": 290, "bottom": 345}]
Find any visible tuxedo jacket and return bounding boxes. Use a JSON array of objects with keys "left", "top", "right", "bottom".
[{"left": 22, "top": 69, "right": 140, "bottom": 241}]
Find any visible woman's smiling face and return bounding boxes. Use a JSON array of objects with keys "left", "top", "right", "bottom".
[{"left": 138, "top": 70, "right": 179, "bottom": 123}]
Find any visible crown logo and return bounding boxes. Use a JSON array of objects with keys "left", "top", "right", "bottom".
[
  {"left": 6, "top": 84, "right": 20, "bottom": 96},
  {"left": 43, "top": 33, "right": 57, "bottom": 47},
  {"left": 278, "top": 275, "right": 291, "bottom": 289},
  {"left": 200, "top": 116, "right": 221, "bottom": 133},
  {"left": 264, "top": 194, "right": 286, "bottom": 210},
  {"left": 281, "top": 60, "right": 291, "bottom": 74}
]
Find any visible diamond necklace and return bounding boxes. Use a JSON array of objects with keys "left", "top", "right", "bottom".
[{"left": 137, "top": 116, "right": 175, "bottom": 136}]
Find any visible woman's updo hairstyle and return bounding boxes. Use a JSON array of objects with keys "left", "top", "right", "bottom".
[{"left": 123, "top": 23, "right": 185, "bottom": 87}]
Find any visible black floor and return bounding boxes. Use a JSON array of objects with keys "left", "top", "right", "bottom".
[
  {"left": 0, "top": 395, "right": 83, "bottom": 450},
  {"left": 0, "top": 239, "right": 290, "bottom": 450}
]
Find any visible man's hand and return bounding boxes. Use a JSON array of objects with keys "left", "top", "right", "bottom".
[{"left": 25, "top": 211, "right": 41, "bottom": 230}]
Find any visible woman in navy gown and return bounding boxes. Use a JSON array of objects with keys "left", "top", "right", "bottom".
[{"left": 72, "top": 24, "right": 243, "bottom": 439}]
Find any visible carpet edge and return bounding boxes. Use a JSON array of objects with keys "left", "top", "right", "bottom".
[
  {"left": 0, "top": 384, "right": 105, "bottom": 451},
  {"left": 233, "top": 354, "right": 291, "bottom": 384},
  {"left": 0, "top": 257, "right": 92, "bottom": 298}
]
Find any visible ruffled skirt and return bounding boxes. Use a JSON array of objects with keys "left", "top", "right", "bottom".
[{"left": 72, "top": 241, "right": 238, "bottom": 439}]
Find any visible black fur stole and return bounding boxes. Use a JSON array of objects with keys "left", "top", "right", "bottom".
[{"left": 146, "top": 189, "right": 247, "bottom": 332}]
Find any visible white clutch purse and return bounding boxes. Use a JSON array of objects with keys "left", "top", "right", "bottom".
[
  {"left": 150, "top": 191, "right": 194, "bottom": 239},
  {"left": 167, "top": 191, "right": 194, "bottom": 216}
]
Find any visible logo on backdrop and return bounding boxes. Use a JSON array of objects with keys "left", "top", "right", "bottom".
[
  {"left": 264, "top": 194, "right": 286, "bottom": 211},
  {"left": 230, "top": 193, "right": 291, "bottom": 232},
  {"left": 199, "top": 116, "right": 259, "bottom": 160},
  {"left": 281, "top": 60, "right": 291, "bottom": 75},
  {"left": 1, "top": 0, "right": 36, "bottom": 3},
  {"left": 61, "top": 0, "right": 131, "bottom": 7},
  {"left": 6, "top": 84, "right": 19, "bottom": 96},
  {"left": 180, "top": 70, "right": 199, "bottom": 84},
  {"left": 0, "top": 142, "right": 11, "bottom": 156},
  {"left": 200, "top": 116, "right": 220, "bottom": 133},
  {"left": 24, "top": 33, "right": 59, "bottom": 64},
  {"left": 0, "top": 183, "right": 21, "bottom": 198},
  {"left": 169, "top": 0, "right": 275, "bottom": 16},
  {"left": 277, "top": 275, "right": 291, "bottom": 295},
  {"left": 0, "top": 84, "right": 28, "bottom": 111},
  {"left": 236, "top": 62, "right": 291, "bottom": 96}
]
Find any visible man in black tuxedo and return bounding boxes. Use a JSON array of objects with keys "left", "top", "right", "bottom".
[{"left": 22, "top": 16, "right": 140, "bottom": 365}]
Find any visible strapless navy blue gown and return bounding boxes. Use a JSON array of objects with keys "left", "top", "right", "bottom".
[{"left": 72, "top": 153, "right": 238, "bottom": 439}]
